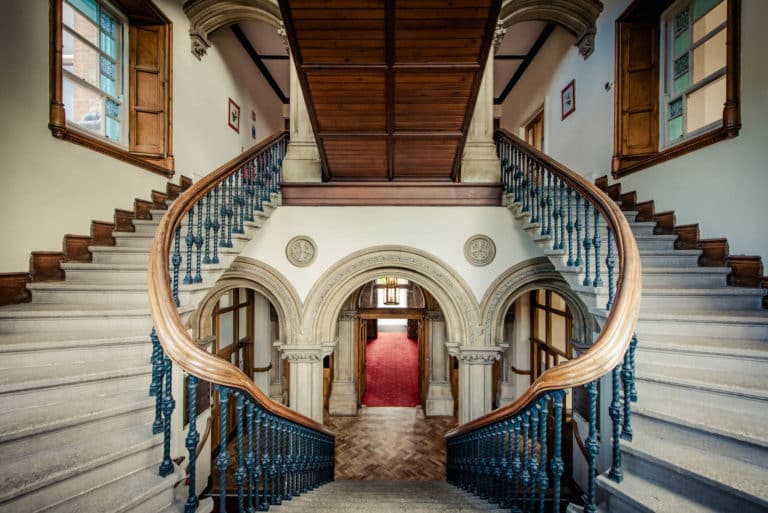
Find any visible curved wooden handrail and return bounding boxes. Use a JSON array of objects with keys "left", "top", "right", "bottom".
[
  {"left": 446, "top": 129, "right": 641, "bottom": 438},
  {"left": 148, "top": 130, "right": 334, "bottom": 437}
]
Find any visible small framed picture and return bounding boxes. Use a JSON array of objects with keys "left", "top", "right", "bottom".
[
  {"left": 561, "top": 80, "right": 575, "bottom": 120},
  {"left": 251, "top": 125, "right": 256, "bottom": 139},
  {"left": 251, "top": 110, "right": 256, "bottom": 122},
  {"left": 228, "top": 98, "right": 240, "bottom": 133}
]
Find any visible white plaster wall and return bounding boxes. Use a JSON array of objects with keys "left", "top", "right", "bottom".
[
  {"left": 239, "top": 206, "right": 543, "bottom": 303},
  {"left": 501, "top": 0, "right": 768, "bottom": 263},
  {"left": 0, "top": 0, "right": 283, "bottom": 272}
]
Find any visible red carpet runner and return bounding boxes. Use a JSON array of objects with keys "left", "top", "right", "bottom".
[{"left": 362, "top": 331, "right": 420, "bottom": 407}]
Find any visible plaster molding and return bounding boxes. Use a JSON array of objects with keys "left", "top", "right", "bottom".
[
  {"left": 183, "top": 0, "right": 282, "bottom": 58},
  {"left": 301, "top": 246, "right": 482, "bottom": 348},
  {"left": 499, "top": 0, "right": 603, "bottom": 58},
  {"left": 464, "top": 234, "right": 497, "bottom": 267},
  {"left": 479, "top": 257, "right": 596, "bottom": 346},
  {"left": 285, "top": 235, "right": 317, "bottom": 267}
]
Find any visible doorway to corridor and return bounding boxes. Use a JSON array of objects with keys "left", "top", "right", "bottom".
[{"left": 362, "top": 320, "right": 420, "bottom": 407}]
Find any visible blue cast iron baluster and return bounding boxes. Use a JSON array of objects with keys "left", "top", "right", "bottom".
[
  {"left": 254, "top": 407, "right": 263, "bottom": 510},
  {"left": 246, "top": 162, "right": 256, "bottom": 222},
  {"left": 282, "top": 423, "right": 290, "bottom": 500},
  {"left": 606, "top": 229, "right": 616, "bottom": 309},
  {"left": 552, "top": 176, "right": 560, "bottom": 250},
  {"left": 593, "top": 207, "right": 603, "bottom": 287},
  {"left": 235, "top": 393, "right": 246, "bottom": 513},
  {"left": 629, "top": 334, "right": 638, "bottom": 402},
  {"left": 609, "top": 365, "right": 624, "bottom": 483},
  {"left": 544, "top": 170, "right": 552, "bottom": 236},
  {"left": 574, "top": 193, "right": 583, "bottom": 267},
  {"left": 274, "top": 419, "right": 284, "bottom": 504},
  {"left": 219, "top": 179, "right": 228, "bottom": 248},
  {"left": 245, "top": 401, "right": 255, "bottom": 513},
  {"left": 232, "top": 171, "right": 241, "bottom": 235},
  {"left": 212, "top": 186, "right": 220, "bottom": 264},
  {"left": 203, "top": 192, "right": 212, "bottom": 264},
  {"left": 194, "top": 199, "right": 203, "bottom": 283},
  {"left": 511, "top": 418, "right": 522, "bottom": 513},
  {"left": 566, "top": 186, "right": 574, "bottom": 266},
  {"left": 226, "top": 175, "right": 235, "bottom": 248},
  {"left": 621, "top": 343, "right": 635, "bottom": 440},
  {"left": 184, "top": 375, "right": 200, "bottom": 513},
  {"left": 183, "top": 206, "right": 195, "bottom": 285},
  {"left": 583, "top": 198, "right": 592, "bottom": 286},
  {"left": 550, "top": 391, "right": 566, "bottom": 513},
  {"left": 521, "top": 411, "right": 531, "bottom": 513},
  {"left": 237, "top": 169, "right": 246, "bottom": 234},
  {"left": 499, "top": 421, "right": 510, "bottom": 508},
  {"left": 262, "top": 414, "right": 271, "bottom": 507},
  {"left": 537, "top": 397, "right": 549, "bottom": 513},
  {"left": 269, "top": 416, "right": 278, "bottom": 503},
  {"left": 158, "top": 354, "right": 175, "bottom": 477},
  {"left": 172, "top": 226, "right": 182, "bottom": 306},
  {"left": 149, "top": 328, "right": 164, "bottom": 434},
  {"left": 538, "top": 166, "right": 546, "bottom": 231},
  {"left": 530, "top": 160, "right": 538, "bottom": 223},
  {"left": 558, "top": 179, "right": 566, "bottom": 250},
  {"left": 585, "top": 382, "right": 600, "bottom": 513},
  {"left": 521, "top": 154, "right": 529, "bottom": 213},
  {"left": 529, "top": 404, "right": 540, "bottom": 510},
  {"left": 216, "top": 387, "right": 230, "bottom": 513},
  {"left": 494, "top": 424, "right": 504, "bottom": 504},
  {"left": 513, "top": 149, "right": 521, "bottom": 203}
]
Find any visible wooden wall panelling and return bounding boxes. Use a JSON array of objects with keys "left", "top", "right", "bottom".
[
  {"left": 114, "top": 209, "right": 136, "bottom": 232},
  {"left": 393, "top": 136, "right": 460, "bottom": 179},
  {"left": 91, "top": 221, "right": 116, "bottom": 247},
  {"left": 652, "top": 211, "right": 675, "bottom": 235},
  {"left": 281, "top": 182, "right": 501, "bottom": 206},
  {"left": 152, "top": 190, "right": 168, "bottom": 209},
  {"left": 166, "top": 182, "right": 181, "bottom": 201},
  {"left": 180, "top": 176, "right": 192, "bottom": 191},
  {"left": 30, "top": 252, "right": 65, "bottom": 282},
  {"left": 63, "top": 234, "right": 92, "bottom": 262},
  {"left": 134, "top": 199, "right": 154, "bottom": 220},
  {"left": 322, "top": 137, "right": 388, "bottom": 180},
  {"left": 726, "top": 256, "right": 763, "bottom": 288},
  {"left": 698, "top": 238, "right": 729, "bottom": 267},
  {"left": 0, "top": 273, "right": 32, "bottom": 306},
  {"left": 674, "top": 224, "right": 700, "bottom": 250}
]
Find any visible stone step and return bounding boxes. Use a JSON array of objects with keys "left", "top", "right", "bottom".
[
  {"left": 0, "top": 358, "right": 150, "bottom": 410},
  {"left": 592, "top": 309, "right": 768, "bottom": 340},
  {"left": 577, "top": 285, "right": 765, "bottom": 312},
  {"left": 0, "top": 410, "right": 160, "bottom": 510},
  {"left": 0, "top": 332, "right": 151, "bottom": 368},
  {"left": 618, "top": 432, "right": 768, "bottom": 513},
  {"left": 0, "top": 303, "right": 195, "bottom": 334},
  {"left": 159, "top": 497, "right": 214, "bottom": 513},
  {"left": 89, "top": 246, "right": 152, "bottom": 265},
  {"left": 637, "top": 360, "right": 768, "bottom": 393},
  {"left": 639, "top": 267, "right": 730, "bottom": 288},
  {"left": 597, "top": 471, "right": 722, "bottom": 513},
  {"left": 631, "top": 404, "right": 768, "bottom": 469},
  {"left": 0, "top": 388, "right": 153, "bottom": 445},
  {"left": 60, "top": 262, "right": 228, "bottom": 284},
  {"left": 26, "top": 281, "right": 210, "bottom": 307},
  {"left": 639, "top": 249, "right": 702, "bottom": 268},
  {"left": 131, "top": 218, "right": 161, "bottom": 235},
  {"left": 48, "top": 464, "right": 181, "bottom": 513}
]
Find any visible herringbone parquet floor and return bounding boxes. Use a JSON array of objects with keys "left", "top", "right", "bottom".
[{"left": 325, "top": 406, "right": 457, "bottom": 481}]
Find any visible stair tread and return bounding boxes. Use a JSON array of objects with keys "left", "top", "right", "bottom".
[
  {"left": 634, "top": 400, "right": 768, "bottom": 449},
  {"left": 637, "top": 362, "right": 768, "bottom": 398},
  {"left": 597, "top": 472, "right": 721, "bottom": 513},
  {"left": 624, "top": 432, "right": 768, "bottom": 506},
  {"left": 0, "top": 389, "right": 152, "bottom": 443},
  {"left": 0, "top": 418, "right": 159, "bottom": 504},
  {"left": 594, "top": 308, "right": 768, "bottom": 323},
  {"left": 0, "top": 358, "right": 150, "bottom": 391},
  {"left": 0, "top": 332, "right": 149, "bottom": 351},
  {"left": 51, "top": 464, "right": 181, "bottom": 513},
  {"left": 639, "top": 266, "right": 731, "bottom": 274},
  {"left": 0, "top": 302, "right": 194, "bottom": 316},
  {"left": 638, "top": 334, "right": 768, "bottom": 358}
]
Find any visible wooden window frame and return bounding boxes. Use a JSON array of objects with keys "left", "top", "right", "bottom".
[
  {"left": 612, "top": 0, "right": 740, "bottom": 178},
  {"left": 530, "top": 289, "right": 573, "bottom": 383},
  {"left": 49, "top": 0, "right": 174, "bottom": 178}
]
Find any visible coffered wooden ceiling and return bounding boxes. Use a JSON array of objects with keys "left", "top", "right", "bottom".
[{"left": 278, "top": 0, "right": 502, "bottom": 182}]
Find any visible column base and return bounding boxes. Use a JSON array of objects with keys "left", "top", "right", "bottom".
[
  {"left": 425, "top": 382, "right": 454, "bottom": 417},
  {"left": 270, "top": 378, "right": 286, "bottom": 405},
  {"left": 461, "top": 141, "right": 501, "bottom": 183},
  {"left": 282, "top": 141, "right": 322, "bottom": 183},
  {"left": 328, "top": 381, "right": 358, "bottom": 416}
]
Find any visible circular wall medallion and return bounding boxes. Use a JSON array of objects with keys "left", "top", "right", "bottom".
[
  {"left": 464, "top": 234, "right": 496, "bottom": 267},
  {"left": 286, "top": 236, "right": 317, "bottom": 267}
]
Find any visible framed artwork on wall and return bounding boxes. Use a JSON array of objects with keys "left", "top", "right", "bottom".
[
  {"left": 228, "top": 98, "right": 240, "bottom": 133},
  {"left": 561, "top": 80, "right": 575, "bottom": 120}
]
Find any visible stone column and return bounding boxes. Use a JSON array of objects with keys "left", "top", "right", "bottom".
[
  {"left": 460, "top": 54, "right": 500, "bottom": 183},
  {"left": 448, "top": 345, "right": 503, "bottom": 424},
  {"left": 425, "top": 310, "right": 454, "bottom": 416},
  {"left": 281, "top": 53, "right": 322, "bottom": 183},
  {"left": 252, "top": 294, "right": 272, "bottom": 395},
  {"left": 328, "top": 310, "right": 358, "bottom": 416},
  {"left": 269, "top": 313, "right": 286, "bottom": 404},
  {"left": 277, "top": 343, "right": 334, "bottom": 423},
  {"left": 498, "top": 294, "right": 532, "bottom": 406}
]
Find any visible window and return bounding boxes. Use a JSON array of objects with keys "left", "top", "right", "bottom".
[
  {"left": 50, "top": 0, "right": 174, "bottom": 177},
  {"left": 530, "top": 289, "right": 573, "bottom": 383},
  {"left": 612, "top": 0, "right": 740, "bottom": 177}
]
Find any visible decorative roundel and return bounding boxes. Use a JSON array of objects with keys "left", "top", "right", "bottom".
[
  {"left": 285, "top": 236, "right": 317, "bottom": 267},
  {"left": 464, "top": 234, "right": 496, "bottom": 267}
]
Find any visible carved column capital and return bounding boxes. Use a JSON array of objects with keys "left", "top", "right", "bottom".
[
  {"left": 339, "top": 310, "right": 357, "bottom": 322},
  {"left": 425, "top": 310, "right": 444, "bottom": 322},
  {"left": 446, "top": 344, "right": 503, "bottom": 365},
  {"left": 275, "top": 342, "right": 335, "bottom": 362}
]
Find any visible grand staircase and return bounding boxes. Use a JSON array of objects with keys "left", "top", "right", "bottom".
[{"left": 0, "top": 186, "right": 279, "bottom": 512}]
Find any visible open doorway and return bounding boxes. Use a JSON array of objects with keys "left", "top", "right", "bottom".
[{"left": 362, "top": 317, "right": 420, "bottom": 407}]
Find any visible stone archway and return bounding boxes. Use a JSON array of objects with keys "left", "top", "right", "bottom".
[
  {"left": 299, "top": 246, "right": 498, "bottom": 423},
  {"left": 500, "top": 0, "right": 604, "bottom": 58}
]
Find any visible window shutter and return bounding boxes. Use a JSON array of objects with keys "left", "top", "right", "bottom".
[
  {"left": 129, "top": 24, "right": 167, "bottom": 159},
  {"left": 618, "top": 20, "right": 659, "bottom": 157}
]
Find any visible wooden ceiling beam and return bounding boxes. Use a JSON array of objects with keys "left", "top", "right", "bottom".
[
  {"left": 494, "top": 23, "right": 555, "bottom": 105},
  {"left": 231, "top": 24, "right": 288, "bottom": 104}
]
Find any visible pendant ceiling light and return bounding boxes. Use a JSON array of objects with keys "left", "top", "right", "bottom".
[{"left": 384, "top": 277, "right": 399, "bottom": 306}]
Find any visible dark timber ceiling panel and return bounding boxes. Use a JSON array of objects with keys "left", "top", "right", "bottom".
[{"left": 279, "top": 0, "right": 502, "bottom": 182}]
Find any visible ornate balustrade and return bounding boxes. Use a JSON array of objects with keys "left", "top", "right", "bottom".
[
  {"left": 147, "top": 131, "right": 335, "bottom": 512},
  {"left": 446, "top": 130, "right": 642, "bottom": 512}
]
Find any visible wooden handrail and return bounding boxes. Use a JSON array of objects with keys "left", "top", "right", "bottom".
[
  {"left": 446, "top": 129, "right": 641, "bottom": 438},
  {"left": 148, "top": 130, "right": 334, "bottom": 437}
]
